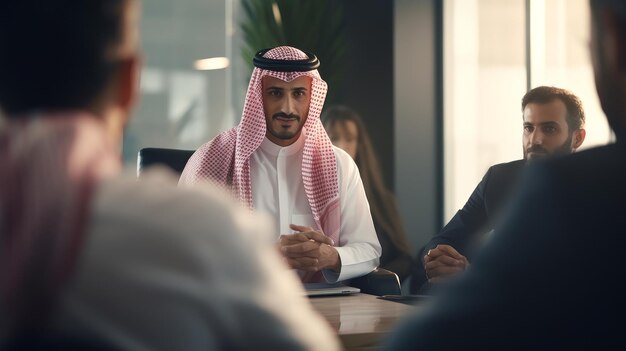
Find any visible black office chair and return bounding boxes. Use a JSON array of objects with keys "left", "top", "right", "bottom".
[
  {"left": 136, "top": 147, "right": 402, "bottom": 296},
  {"left": 136, "top": 147, "right": 194, "bottom": 177}
]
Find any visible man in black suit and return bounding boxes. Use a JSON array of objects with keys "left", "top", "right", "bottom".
[
  {"left": 412, "top": 86, "right": 586, "bottom": 292},
  {"left": 386, "top": 0, "right": 626, "bottom": 348}
]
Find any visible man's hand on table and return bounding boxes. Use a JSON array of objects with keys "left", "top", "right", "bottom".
[
  {"left": 424, "top": 244, "right": 469, "bottom": 283},
  {"left": 278, "top": 224, "right": 341, "bottom": 272}
]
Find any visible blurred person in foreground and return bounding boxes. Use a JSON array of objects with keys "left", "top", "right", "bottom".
[
  {"left": 384, "top": 0, "right": 626, "bottom": 348},
  {"left": 180, "top": 46, "right": 381, "bottom": 284},
  {"left": 0, "top": 1, "right": 339, "bottom": 350},
  {"left": 322, "top": 105, "right": 415, "bottom": 283},
  {"left": 413, "top": 86, "right": 586, "bottom": 293}
]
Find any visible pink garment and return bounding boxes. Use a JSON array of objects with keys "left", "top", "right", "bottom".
[
  {"left": 180, "top": 46, "right": 340, "bottom": 244},
  {"left": 0, "top": 112, "right": 121, "bottom": 328}
]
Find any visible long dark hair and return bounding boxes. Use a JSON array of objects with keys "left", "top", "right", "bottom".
[{"left": 321, "top": 105, "right": 412, "bottom": 256}]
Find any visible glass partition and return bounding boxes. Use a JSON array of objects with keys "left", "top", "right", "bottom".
[{"left": 123, "top": 0, "right": 237, "bottom": 164}]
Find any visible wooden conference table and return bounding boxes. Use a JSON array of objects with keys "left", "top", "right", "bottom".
[{"left": 310, "top": 293, "right": 424, "bottom": 351}]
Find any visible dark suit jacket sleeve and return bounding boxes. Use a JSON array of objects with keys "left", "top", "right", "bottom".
[{"left": 419, "top": 167, "right": 494, "bottom": 260}]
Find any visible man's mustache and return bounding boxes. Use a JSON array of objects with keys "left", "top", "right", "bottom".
[
  {"left": 527, "top": 145, "right": 548, "bottom": 154},
  {"left": 272, "top": 112, "right": 300, "bottom": 121}
]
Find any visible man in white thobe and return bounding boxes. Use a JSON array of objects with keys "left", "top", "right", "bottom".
[{"left": 180, "top": 46, "right": 381, "bottom": 283}]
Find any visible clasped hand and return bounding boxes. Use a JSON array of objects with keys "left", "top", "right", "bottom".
[
  {"left": 424, "top": 244, "right": 470, "bottom": 283},
  {"left": 278, "top": 224, "right": 340, "bottom": 272}
]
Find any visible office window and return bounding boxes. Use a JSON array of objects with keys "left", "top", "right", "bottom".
[
  {"left": 444, "top": 0, "right": 526, "bottom": 221},
  {"left": 444, "top": 0, "right": 610, "bottom": 221},
  {"left": 529, "top": 0, "right": 611, "bottom": 146},
  {"left": 122, "top": 0, "right": 237, "bottom": 164}
]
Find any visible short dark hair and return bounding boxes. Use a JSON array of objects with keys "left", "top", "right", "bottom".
[
  {"left": 521, "top": 86, "right": 585, "bottom": 131},
  {"left": 0, "top": 0, "right": 126, "bottom": 116}
]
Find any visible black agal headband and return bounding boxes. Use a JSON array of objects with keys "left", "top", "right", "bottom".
[{"left": 252, "top": 48, "right": 320, "bottom": 72}]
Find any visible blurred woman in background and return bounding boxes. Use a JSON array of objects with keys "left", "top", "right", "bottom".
[{"left": 322, "top": 105, "right": 415, "bottom": 283}]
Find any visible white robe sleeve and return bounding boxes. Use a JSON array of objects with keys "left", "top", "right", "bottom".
[{"left": 322, "top": 148, "right": 382, "bottom": 282}]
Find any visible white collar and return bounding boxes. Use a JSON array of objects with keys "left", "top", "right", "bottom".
[{"left": 259, "top": 127, "right": 306, "bottom": 157}]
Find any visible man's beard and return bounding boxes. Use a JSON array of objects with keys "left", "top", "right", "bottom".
[
  {"left": 524, "top": 133, "right": 573, "bottom": 160},
  {"left": 269, "top": 112, "right": 302, "bottom": 140}
]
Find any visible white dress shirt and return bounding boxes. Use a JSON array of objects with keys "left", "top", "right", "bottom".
[{"left": 250, "top": 131, "right": 381, "bottom": 282}]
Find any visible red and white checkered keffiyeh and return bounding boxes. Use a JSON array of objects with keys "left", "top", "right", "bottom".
[
  {"left": 0, "top": 112, "right": 121, "bottom": 329},
  {"left": 179, "top": 46, "right": 340, "bottom": 244}
]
